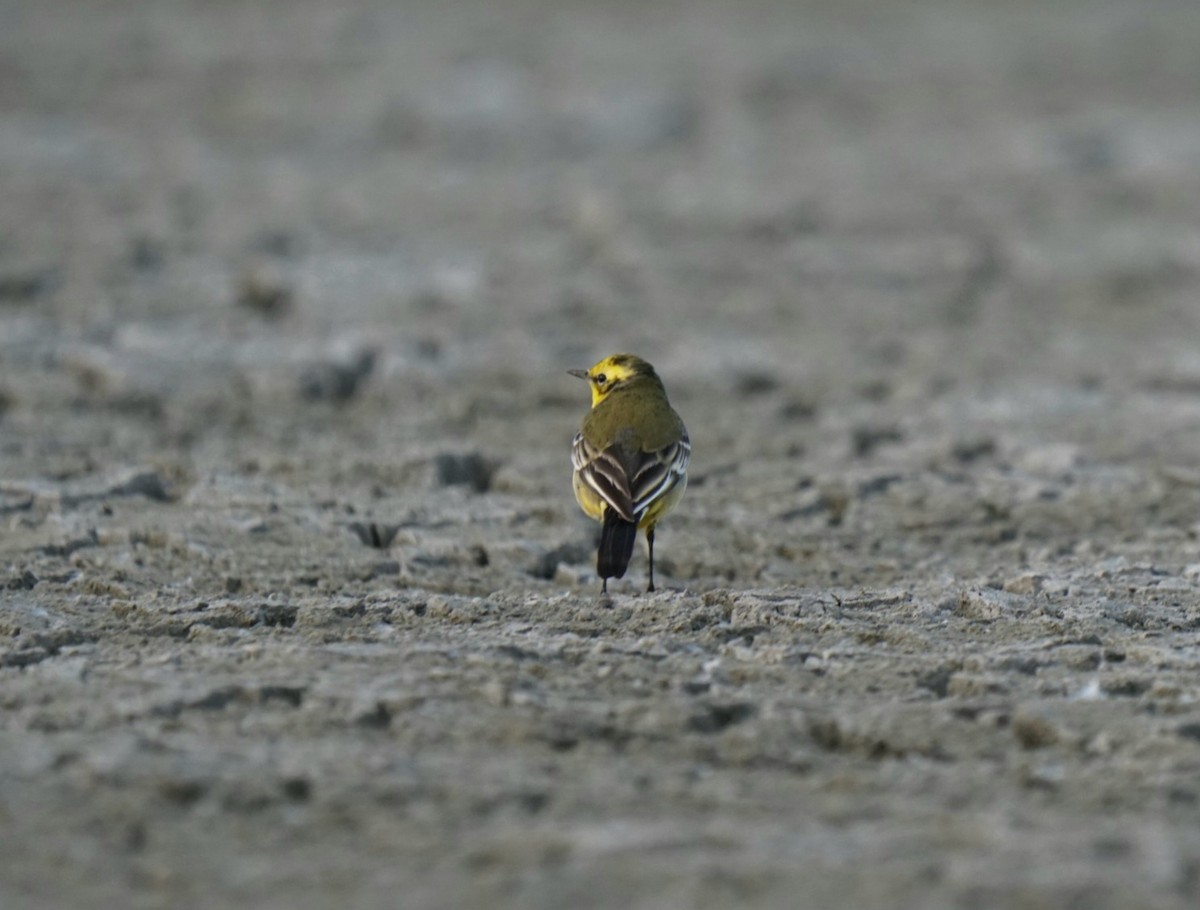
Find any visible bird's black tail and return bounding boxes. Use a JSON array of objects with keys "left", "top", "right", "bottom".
[{"left": 598, "top": 509, "right": 638, "bottom": 581}]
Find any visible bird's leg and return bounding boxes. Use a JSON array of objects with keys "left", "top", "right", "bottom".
[
  {"left": 602, "top": 577, "right": 608, "bottom": 594},
  {"left": 646, "top": 526, "right": 656, "bottom": 593}
]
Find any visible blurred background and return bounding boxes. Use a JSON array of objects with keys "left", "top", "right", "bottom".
[{"left": 3, "top": 0, "right": 1200, "bottom": 408}]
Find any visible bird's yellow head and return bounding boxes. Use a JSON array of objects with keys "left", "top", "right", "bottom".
[{"left": 569, "top": 354, "right": 660, "bottom": 407}]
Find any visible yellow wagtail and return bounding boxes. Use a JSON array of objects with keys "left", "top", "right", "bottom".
[{"left": 569, "top": 354, "right": 690, "bottom": 593}]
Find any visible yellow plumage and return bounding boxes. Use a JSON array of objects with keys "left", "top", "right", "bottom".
[{"left": 568, "top": 354, "right": 690, "bottom": 593}]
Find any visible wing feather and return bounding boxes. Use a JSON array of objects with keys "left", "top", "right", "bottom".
[
  {"left": 631, "top": 434, "right": 690, "bottom": 516},
  {"left": 573, "top": 432, "right": 635, "bottom": 521},
  {"left": 574, "top": 431, "right": 690, "bottom": 524}
]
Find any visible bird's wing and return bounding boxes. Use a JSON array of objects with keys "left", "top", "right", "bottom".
[
  {"left": 630, "top": 432, "right": 690, "bottom": 517},
  {"left": 572, "top": 432, "right": 636, "bottom": 522}
]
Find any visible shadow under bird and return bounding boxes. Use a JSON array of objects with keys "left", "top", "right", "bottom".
[{"left": 569, "top": 354, "right": 690, "bottom": 593}]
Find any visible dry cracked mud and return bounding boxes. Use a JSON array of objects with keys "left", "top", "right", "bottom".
[{"left": 3, "top": 2, "right": 1200, "bottom": 908}]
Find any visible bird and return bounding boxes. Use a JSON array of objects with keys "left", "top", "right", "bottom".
[{"left": 569, "top": 354, "right": 690, "bottom": 593}]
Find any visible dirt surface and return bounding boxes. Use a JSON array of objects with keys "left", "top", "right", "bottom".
[{"left": 4, "top": 1, "right": 1200, "bottom": 907}]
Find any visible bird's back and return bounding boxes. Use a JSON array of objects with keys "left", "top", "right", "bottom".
[{"left": 582, "top": 380, "right": 684, "bottom": 455}]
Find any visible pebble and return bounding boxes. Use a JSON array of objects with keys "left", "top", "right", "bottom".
[
  {"left": 956, "top": 588, "right": 1029, "bottom": 620},
  {"left": 298, "top": 349, "right": 377, "bottom": 402},
  {"left": 434, "top": 452, "right": 493, "bottom": 492},
  {"left": 235, "top": 262, "right": 294, "bottom": 319},
  {"left": 1012, "top": 711, "right": 1061, "bottom": 749},
  {"left": 1002, "top": 573, "right": 1045, "bottom": 595}
]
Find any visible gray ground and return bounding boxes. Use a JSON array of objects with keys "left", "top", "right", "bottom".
[{"left": 4, "top": 1, "right": 1200, "bottom": 907}]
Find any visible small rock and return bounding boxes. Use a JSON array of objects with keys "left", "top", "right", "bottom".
[
  {"left": 851, "top": 425, "right": 904, "bottom": 458},
  {"left": 1021, "top": 761, "right": 1065, "bottom": 790},
  {"left": 1149, "top": 680, "right": 1182, "bottom": 700},
  {"left": 157, "top": 777, "right": 210, "bottom": 807},
  {"left": 856, "top": 379, "right": 893, "bottom": 402},
  {"left": 1012, "top": 711, "right": 1060, "bottom": 749},
  {"left": 60, "top": 345, "right": 128, "bottom": 395},
  {"left": 235, "top": 262, "right": 293, "bottom": 318},
  {"left": 916, "top": 666, "right": 956, "bottom": 698},
  {"left": 434, "top": 452, "right": 493, "bottom": 493},
  {"left": 946, "top": 673, "right": 1009, "bottom": 697},
  {"left": 367, "top": 559, "right": 402, "bottom": 578},
  {"left": 1176, "top": 723, "right": 1200, "bottom": 742},
  {"left": 1002, "top": 573, "right": 1044, "bottom": 595},
  {"left": 127, "top": 235, "right": 165, "bottom": 273},
  {"left": 298, "top": 349, "right": 377, "bottom": 402},
  {"left": 1, "top": 647, "right": 50, "bottom": 668},
  {"left": 354, "top": 701, "right": 392, "bottom": 728},
  {"left": 188, "top": 685, "right": 247, "bottom": 711},
  {"left": 687, "top": 701, "right": 757, "bottom": 734},
  {"left": 1082, "top": 731, "right": 1115, "bottom": 756},
  {"left": 956, "top": 588, "right": 1028, "bottom": 620},
  {"left": 42, "top": 532, "right": 98, "bottom": 558},
  {"left": 0, "top": 265, "right": 60, "bottom": 304},
  {"left": 734, "top": 371, "right": 780, "bottom": 397},
  {"left": 4, "top": 569, "right": 39, "bottom": 591},
  {"left": 1015, "top": 443, "right": 1080, "bottom": 477},
  {"left": 293, "top": 603, "right": 340, "bottom": 630},
  {"left": 1063, "top": 649, "right": 1101, "bottom": 672},
  {"left": 778, "top": 396, "right": 818, "bottom": 422},
  {"left": 553, "top": 563, "right": 590, "bottom": 587},
  {"left": 106, "top": 469, "right": 173, "bottom": 502},
  {"left": 951, "top": 437, "right": 996, "bottom": 463},
  {"left": 818, "top": 483, "right": 851, "bottom": 527},
  {"left": 280, "top": 776, "right": 312, "bottom": 802},
  {"left": 481, "top": 678, "right": 510, "bottom": 707},
  {"left": 1101, "top": 676, "right": 1151, "bottom": 698},
  {"left": 857, "top": 474, "right": 903, "bottom": 498}
]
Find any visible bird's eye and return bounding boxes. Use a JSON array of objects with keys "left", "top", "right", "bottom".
[{"left": 594, "top": 373, "right": 607, "bottom": 385}]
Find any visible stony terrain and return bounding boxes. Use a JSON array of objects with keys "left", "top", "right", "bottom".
[{"left": 4, "top": 1, "right": 1200, "bottom": 907}]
